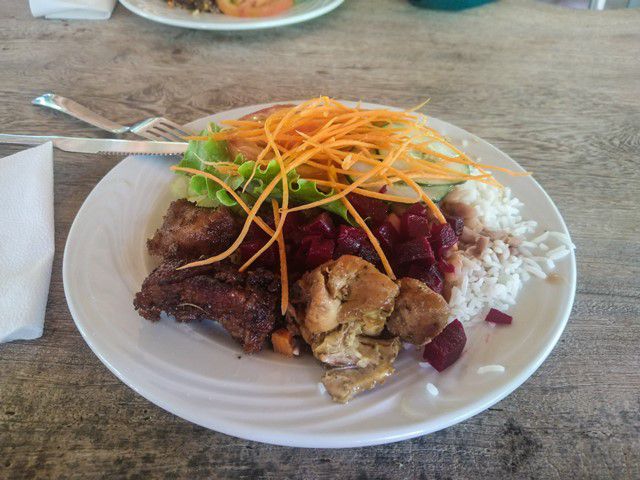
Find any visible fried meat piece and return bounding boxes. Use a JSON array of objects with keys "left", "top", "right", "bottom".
[
  {"left": 290, "top": 255, "right": 399, "bottom": 341},
  {"left": 321, "top": 337, "right": 400, "bottom": 404},
  {"left": 133, "top": 259, "right": 280, "bottom": 353},
  {"left": 147, "top": 199, "right": 239, "bottom": 261},
  {"left": 387, "top": 277, "right": 450, "bottom": 345}
]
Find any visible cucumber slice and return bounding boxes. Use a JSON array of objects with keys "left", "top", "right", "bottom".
[
  {"left": 365, "top": 125, "right": 470, "bottom": 187},
  {"left": 415, "top": 141, "right": 469, "bottom": 186},
  {"left": 378, "top": 182, "right": 453, "bottom": 203},
  {"left": 421, "top": 184, "right": 454, "bottom": 202},
  {"left": 346, "top": 174, "right": 455, "bottom": 203}
]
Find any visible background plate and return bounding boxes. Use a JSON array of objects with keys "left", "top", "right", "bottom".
[
  {"left": 63, "top": 101, "right": 576, "bottom": 448},
  {"left": 118, "top": 0, "right": 344, "bottom": 30}
]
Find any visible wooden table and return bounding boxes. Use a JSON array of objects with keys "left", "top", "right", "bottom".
[{"left": 1, "top": 0, "right": 639, "bottom": 478}]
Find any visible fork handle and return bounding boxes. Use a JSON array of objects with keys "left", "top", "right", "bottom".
[{"left": 32, "top": 93, "right": 130, "bottom": 135}]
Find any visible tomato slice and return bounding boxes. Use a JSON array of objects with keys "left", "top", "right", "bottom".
[
  {"left": 229, "top": 105, "right": 294, "bottom": 160},
  {"left": 216, "top": 0, "right": 293, "bottom": 17},
  {"left": 239, "top": 104, "right": 295, "bottom": 122},
  {"left": 228, "top": 138, "right": 263, "bottom": 162}
]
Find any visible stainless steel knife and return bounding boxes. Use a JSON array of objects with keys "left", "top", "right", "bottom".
[{"left": 0, "top": 134, "right": 188, "bottom": 155}]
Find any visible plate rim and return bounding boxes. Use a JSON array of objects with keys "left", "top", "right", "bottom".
[
  {"left": 63, "top": 100, "right": 577, "bottom": 448},
  {"left": 117, "top": 0, "right": 345, "bottom": 31}
]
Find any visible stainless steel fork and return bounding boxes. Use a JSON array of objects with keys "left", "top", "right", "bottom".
[{"left": 32, "top": 93, "right": 191, "bottom": 142}]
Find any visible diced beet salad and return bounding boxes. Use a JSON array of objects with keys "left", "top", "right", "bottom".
[
  {"left": 423, "top": 319, "right": 467, "bottom": 372},
  {"left": 485, "top": 308, "right": 513, "bottom": 325},
  {"left": 237, "top": 192, "right": 464, "bottom": 295},
  {"left": 237, "top": 222, "right": 279, "bottom": 269}
]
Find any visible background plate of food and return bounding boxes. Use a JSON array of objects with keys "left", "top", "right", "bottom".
[
  {"left": 63, "top": 99, "right": 576, "bottom": 448},
  {"left": 118, "top": 0, "right": 344, "bottom": 30}
]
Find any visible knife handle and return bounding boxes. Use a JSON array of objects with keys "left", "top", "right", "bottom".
[
  {"left": 0, "top": 134, "right": 58, "bottom": 145},
  {"left": 32, "top": 93, "right": 130, "bottom": 135}
]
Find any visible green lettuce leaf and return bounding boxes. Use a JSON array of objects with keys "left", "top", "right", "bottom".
[
  {"left": 172, "top": 123, "right": 245, "bottom": 208},
  {"left": 290, "top": 178, "right": 350, "bottom": 221},
  {"left": 171, "top": 124, "right": 352, "bottom": 223},
  {"left": 237, "top": 159, "right": 351, "bottom": 224},
  {"left": 176, "top": 123, "right": 230, "bottom": 173},
  {"left": 187, "top": 175, "right": 219, "bottom": 208}
]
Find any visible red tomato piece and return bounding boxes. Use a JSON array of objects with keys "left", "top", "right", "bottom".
[{"left": 217, "top": 0, "right": 293, "bottom": 18}]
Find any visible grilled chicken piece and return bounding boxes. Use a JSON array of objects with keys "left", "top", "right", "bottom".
[
  {"left": 147, "top": 199, "right": 239, "bottom": 261},
  {"left": 289, "top": 256, "right": 402, "bottom": 403},
  {"left": 291, "top": 255, "right": 399, "bottom": 340},
  {"left": 312, "top": 322, "right": 363, "bottom": 367},
  {"left": 312, "top": 323, "right": 401, "bottom": 368},
  {"left": 133, "top": 259, "right": 279, "bottom": 353},
  {"left": 387, "top": 278, "right": 450, "bottom": 346},
  {"left": 321, "top": 337, "right": 400, "bottom": 403}
]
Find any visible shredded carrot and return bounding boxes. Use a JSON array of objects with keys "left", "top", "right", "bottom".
[
  {"left": 407, "top": 98, "right": 430, "bottom": 112},
  {"left": 176, "top": 97, "right": 527, "bottom": 278},
  {"left": 236, "top": 149, "right": 324, "bottom": 273},
  {"left": 328, "top": 167, "right": 395, "bottom": 279},
  {"left": 285, "top": 140, "right": 410, "bottom": 213},
  {"left": 170, "top": 166, "right": 274, "bottom": 236},
  {"left": 181, "top": 144, "right": 325, "bottom": 272},
  {"left": 236, "top": 114, "right": 291, "bottom": 271},
  {"left": 271, "top": 200, "right": 289, "bottom": 316},
  {"left": 311, "top": 179, "right": 419, "bottom": 203}
]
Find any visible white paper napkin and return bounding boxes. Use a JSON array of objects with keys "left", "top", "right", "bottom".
[
  {"left": 0, "top": 143, "right": 55, "bottom": 343},
  {"left": 30, "top": 0, "right": 116, "bottom": 20}
]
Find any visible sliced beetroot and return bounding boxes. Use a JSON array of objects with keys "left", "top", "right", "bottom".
[
  {"left": 238, "top": 239, "right": 277, "bottom": 268},
  {"left": 347, "top": 193, "right": 388, "bottom": 225},
  {"left": 431, "top": 222, "right": 458, "bottom": 256},
  {"left": 372, "top": 221, "right": 399, "bottom": 253},
  {"left": 306, "top": 238, "right": 336, "bottom": 269},
  {"left": 292, "top": 235, "right": 320, "bottom": 267},
  {"left": 334, "top": 225, "right": 368, "bottom": 257},
  {"left": 402, "top": 213, "right": 431, "bottom": 239},
  {"left": 238, "top": 239, "right": 262, "bottom": 262},
  {"left": 394, "top": 236, "right": 435, "bottom": 266},
  {"left": 437, "top": 258, "right": 456, "bottom": 274},
  {"left": 424, "top": 265, "right": 444, "bottom": 294},
  {"left": 292, "top": 243, "right": 310, "bottom": 268},
  {"left": 445, "top": 214, "right": 464, "bottom": 237},
  {"left": 283, "top": 211, "right": 307, "bottom": 243},
  {"left": 405, "top": 202, "right": 429, "bottom": 217},
  {"left": 302, "top": 212, "right": 336, "bottom": 238},
  {"left": 378, "top": 185, "right": 388, "bottom": 194},
  {"left": 300, "top": 234, "right": 323, "bottom": 248},
  {"left": 387, "top": 213, "right": 401, "bottom": 232},
  {"left": 423, "top": 319, "right": 467, "bottom": 372},
  {"left": 485, "top": 308, "right": 513, "bottom": 325},
  {"left": 406, "top": 263, "right": 443, "bottom": 294},
  {"left": 404, "top": 263, "right": 426, "bottom": 282},
  {"left": 245, "top": 223, "right": 269, "bottom": 243},
  {"left": 357, "top": 239, "right": 380, "bottom": 266}
]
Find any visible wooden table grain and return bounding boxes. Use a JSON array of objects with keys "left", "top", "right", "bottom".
[{"left": 1, "top": 0, "right": 639, "bottom": 478}]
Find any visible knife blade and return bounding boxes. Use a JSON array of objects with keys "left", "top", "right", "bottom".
[{"left": 0, "top": 134, "right": 188, "bottom": 155}]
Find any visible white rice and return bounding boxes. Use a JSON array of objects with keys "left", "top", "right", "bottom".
[
  {"left": 426, "top": 383, "right": 439, "bottom": 396},
  {"left": 477, "top": 365, "right": 506, "bottom": 374},
  {"left": 446, "top": 180, "right": 575, "bottom": 324}
]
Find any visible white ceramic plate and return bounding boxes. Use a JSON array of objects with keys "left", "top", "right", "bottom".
[
  {"left": 63, "top": 101, "right": 576, "bottom": 448},
  {"left": 118, "top": 0, "right": 344, "bottom": 30}
]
